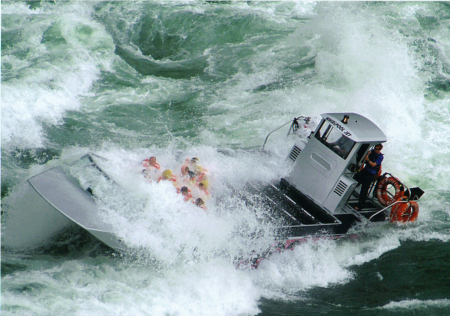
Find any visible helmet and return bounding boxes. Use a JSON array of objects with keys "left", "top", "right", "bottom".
[
  {"left": 162, "top": 169, "right": 172, "bottom": 179},
  {"left": 194, "top": 165, "right": 203, "bottom": 174}
]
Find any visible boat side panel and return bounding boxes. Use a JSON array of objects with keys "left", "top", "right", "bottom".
[
  {"left": 27, "top": 166, "right": 113, "bottom": 232},
  {"left": 2, "top": 181, "right": 73, "bottom": 249},
  {"left": 25, "top": 166, "right": 129, "bottom": 251}
]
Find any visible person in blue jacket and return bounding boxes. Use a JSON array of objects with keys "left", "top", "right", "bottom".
[{"left": 354, "top": 144, "right": 384, "bottom": 210}]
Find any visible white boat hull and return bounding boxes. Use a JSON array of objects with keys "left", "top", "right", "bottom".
[{"left": 3, "top": 166, "right": 126, "bottom": 251}]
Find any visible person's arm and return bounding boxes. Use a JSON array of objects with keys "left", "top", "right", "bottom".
[{"left": 364, "top": 151, "right": 378, "bottom": 167}]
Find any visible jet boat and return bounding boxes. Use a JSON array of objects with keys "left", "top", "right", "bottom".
[{"left": 5, "top": 112, "right": 423, "bottom": 257}]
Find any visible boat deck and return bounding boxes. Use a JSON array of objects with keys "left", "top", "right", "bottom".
[{"left": 241, "top": 178, "right": 389, "bottom": 239}]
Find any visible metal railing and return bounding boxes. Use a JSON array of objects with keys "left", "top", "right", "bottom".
[
  {"left": 368, "top": 200, "right": 409, "bottom": 221},
  {"left": 262, "top": 116, "right": 311, "bottom": 150}
]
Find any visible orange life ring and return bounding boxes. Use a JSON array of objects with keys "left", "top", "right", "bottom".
[
  {"left": 390, "top": 201, "right": 419, "bottom": 223},
  {"left": 375, "top": 176, "right": 403, "bottom": 206}
]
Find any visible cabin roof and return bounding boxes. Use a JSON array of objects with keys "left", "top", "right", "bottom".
[{"left": 320, "top": 112, "right": 387, "bottom": 143}]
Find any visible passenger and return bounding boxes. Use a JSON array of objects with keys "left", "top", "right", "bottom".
[
  {"left": 182, "top": 157, "right": 197, "bottom": 168},
  {"left": 193, "top": 164, "right": 202, "bottom": 174},
  {"left": 158, "top": 169, "right": 177, "bottom": 184},
  {"left": 197, "top": 180, "right": 210, "bottom": 200},
  {"left": 190, "top": 159, "right": 209, "bottom": 182},
  {"left": 193, "top": 165, "right": 208, "bottom": 182},
  {"left": 194, "top": 198, "right": 207, "bottom": 210},
  {"left": 142, "top": 156, "right": 160, "bottom": 169},
  {"left": 175, "top": 166, "right": 196, "bottom": 192},
  {"left": 188, "top": 170, "right": 197, "bottom": 181},
  {"left": 195, "top": 162, "right": 208, "bottom": 173},
  {"left": 354, "top": 144, "right": 384, "bottom": 210},
  {"left": 181, "top": 165, "right": 189, "bottom": 177},
  {"left": 199, "top": 180, "right": 209, "bottom": 192},
  {"left": 179, "top": 166, "right": 194, "bottom": 183},
  {"left": 142, "top": 156, "right": 161, "bottom": 181},
  {"left": 190, "top": 157, "right": 199, "bottom": 166},
  {"left": 184, "top": 157, "right": 208, "bottom": 173},
  {"left": 177, "top": 186, "right": 193, "bottom": 202},
  {"left": 142, "top": 158, "right": 150, "bottom": 168},
  {"left": 180, "top": 157, "right": 208, "bottom": 183}
]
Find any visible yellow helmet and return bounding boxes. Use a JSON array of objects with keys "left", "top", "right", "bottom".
[
  {"left": 162, "top": 169, "right": 172, "bottom": 179},
  {"left": 199, "top": 180, "right": 209, "bottom": 189},
  {"left": 194, "top": 165, "right": 203, "bottom": 174}
]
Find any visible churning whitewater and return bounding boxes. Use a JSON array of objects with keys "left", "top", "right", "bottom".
[{"left": 2, "top": 1, "right": 450, "bottom": 316}]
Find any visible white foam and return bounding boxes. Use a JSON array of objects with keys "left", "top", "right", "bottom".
[
  {"left": 381, "top": 299, "right": 450, "bottom": 310},
  {"left": 65, "top": 145, "right": 286, "bottom": 266},
  {"left": 253, "top": 239, "right": 355, "bottom": 298},
  {"left": 1, "top": 258, "right": 262, "bottom": 316}
]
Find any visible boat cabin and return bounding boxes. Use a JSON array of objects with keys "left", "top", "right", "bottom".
[{"left": 285, "top": 113, "right": 387, "bottom": 214}]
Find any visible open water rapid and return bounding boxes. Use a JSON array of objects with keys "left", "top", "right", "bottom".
[{"left": 2, "top": 1, "right": 450, "bottom": 315}]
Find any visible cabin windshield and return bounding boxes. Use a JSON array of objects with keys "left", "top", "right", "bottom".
[{"left": 315, "top": 121, "right": 355, "bottom": 159}]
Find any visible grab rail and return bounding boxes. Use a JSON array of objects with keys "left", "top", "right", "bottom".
[
  {"left": 262, "top": 116, "right": 310, "bottom": 150},
  {"left": 368, "top": 200, "right": 409, "bottom": 221}
]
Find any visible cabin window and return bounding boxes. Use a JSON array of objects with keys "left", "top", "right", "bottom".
[{"left": 315, "top": 122, "right": 355, "bottom": 159}]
